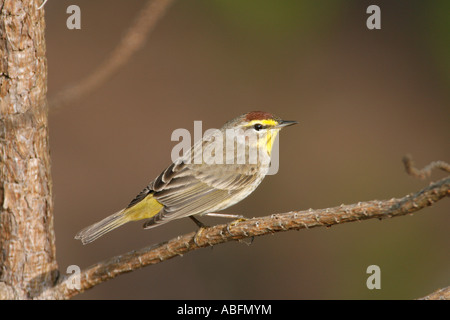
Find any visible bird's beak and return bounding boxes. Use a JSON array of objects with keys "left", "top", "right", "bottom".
[{"left": 276, "top": 120, "right": 298, "bottom": 128}]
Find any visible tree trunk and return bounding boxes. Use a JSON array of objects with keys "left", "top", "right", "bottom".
[{"left": 0, "top": 1, "right": 58, "bottom": 299}]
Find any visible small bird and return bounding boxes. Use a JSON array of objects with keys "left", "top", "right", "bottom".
[{"left": 75, "top": 111, "right": 297, "bottom": 244}]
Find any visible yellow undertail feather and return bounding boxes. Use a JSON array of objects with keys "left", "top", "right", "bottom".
[{"left": 75, "top": 194, "right": 163, "bottom": 245}]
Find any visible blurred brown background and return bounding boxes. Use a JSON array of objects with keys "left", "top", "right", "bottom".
[{"left": 45, "top": 0, "right": 449, "bottom": 299}]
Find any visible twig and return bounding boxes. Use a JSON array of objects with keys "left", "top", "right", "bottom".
[
  {"left": 403, "top": 154, "right": 450, "bottom": 179},
  {"left": 48, "top": 0, "right": 175, "bottom": 110},
  {"left": 40, "top": 175, "right": 449, "bottom": 299}
]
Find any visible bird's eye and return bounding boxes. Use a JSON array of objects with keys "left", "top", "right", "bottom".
[{"left": 253, "top": 123, "right": 263, "bottom": 131}]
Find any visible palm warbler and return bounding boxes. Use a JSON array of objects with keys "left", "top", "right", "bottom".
[{"left": 75, "top": 111, "right": 297, "bottom": 244}]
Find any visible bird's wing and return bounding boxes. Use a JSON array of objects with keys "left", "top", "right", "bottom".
[{"left": 141, "top": 160, "right": 263, "bottom": 227}]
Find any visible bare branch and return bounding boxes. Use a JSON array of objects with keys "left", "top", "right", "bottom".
[
  {"left": 42, "top": 175, "right": 449, "bottom": 299},
  {"left": 418, "top": 286, "right": 450, "bottom": 300},
  {"left": 48, "top": 0, "right": 175, "bottom": 110},
  {"left": 403, "top": 154, "right": 450, "bottom": 179}
]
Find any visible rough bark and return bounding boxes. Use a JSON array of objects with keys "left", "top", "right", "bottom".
[{"left": 0, "top": 1, "right": 58, "bottom": 299}]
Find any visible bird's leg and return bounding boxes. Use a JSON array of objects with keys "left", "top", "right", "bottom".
[
  {"left": 202, "top": 212, "right": 246, "bottom": 220},
  {"left": 190, "top": 216, "right": 208, "bottom": 246},
  {"left": 204, "top": 212, "right": 247, "bottom": 228},
  {"left": 189, "top": 215, "right": 207, "bottom": 228},
  {"left": 190, "top": 214, "right": 247, "bottom": 246}
]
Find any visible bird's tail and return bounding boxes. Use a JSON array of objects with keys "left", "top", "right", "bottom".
[
  {"left": 75, "top": 209, "right": 130, "bottom": 245},
  {"left": 75, "top": 193, "right": 164, "bottom": 245}
]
